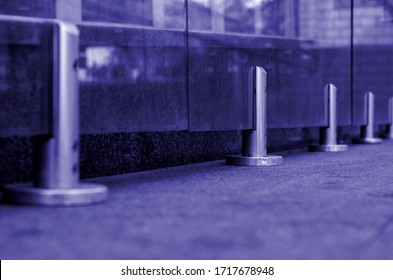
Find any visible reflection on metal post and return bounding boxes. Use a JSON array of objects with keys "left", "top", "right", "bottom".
[
  {"left": 4, "top": 20, "right": 108, "bottom": 206},
  {"left": 308, "top": 84, "right": 348, "bottom": 152},
  {"left": 353, "top": 91, "right": 382, "bottom": 144},
  {"left": 226, "top": 66, "right": 283, "bottom": 166},
  {"left": 383, "top": 97, "right": 393, "bottom": 139}
]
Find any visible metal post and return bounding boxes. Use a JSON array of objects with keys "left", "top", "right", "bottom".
[
  {"left": 226, "top": 66, "right": 283, "bottom": 166},
  {"left": 383, "top": 97, "right": 393, "bottom": 139},
  {"left": 4, "top": 20, "right": 108, "bottom": 206},
  {"left": 308, "top": 84, "right": 348, "bottom": 152},
  {"left": 353, "top": 91, "right": 382, "bottom": 144}
]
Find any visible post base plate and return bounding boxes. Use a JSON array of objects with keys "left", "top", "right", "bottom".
[
  {"left": 226, "top": 155, "right": 283, "bottom": 166},
  {"left": 352, "top": 138, "right": 383, "bottom": 144},
  {"left": 308, "top": 144, "right": 349, "bottom": 152},
  {"left": 3, "top": 183, "right": 108, "bottom": 206}
]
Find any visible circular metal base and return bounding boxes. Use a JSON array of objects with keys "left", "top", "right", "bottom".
[
  {"left": 3, "top": 183, "right": 108, "bottom": 206},
  {"left": 226, "top": 155, "right": 283, "bottom": 166},
  {"left": 352, "top": 137, "right": 383, "bottom": 144},
  {"left": 308, "top": 144, "right": 348, "bottom": 152}
]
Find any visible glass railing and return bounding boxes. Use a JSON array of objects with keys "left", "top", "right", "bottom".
[{"left": 5, "top": 0, "right": 393, "bottom": 137}]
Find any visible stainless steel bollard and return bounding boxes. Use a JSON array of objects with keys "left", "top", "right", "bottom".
[
  {"left": 353, "top": 91, "right": 382, "bottom": 144},
  {"left": 383, "top": 97, "right": 393, "bottom": 139},
  {"left": 4, "top": 20, "right": 108, "bottom": 206},
  {"left": 226, "top": 66, "right": 283, "bottom": 166},
  {"left": 308, "top": 84, "right": 348, "bottom": 152}
]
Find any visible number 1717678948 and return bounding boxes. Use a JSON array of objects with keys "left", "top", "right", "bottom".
[{"left": 214, "top": 267, "right": 274, "bottom": 276}]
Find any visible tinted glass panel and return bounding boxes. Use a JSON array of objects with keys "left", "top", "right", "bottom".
[
  {"left": 352, "top": 0, "right": 393, "bottom": 125},
  {"left": 188, "top": 0, "right": 351, "bottom": 130},
  {"left": 294, "top": 0, "right": 351, "bottom": 126},
  {"left": 188, "top": 0, "right": 292, "bottom": 36},
  {"left": 82, "top": 0, "right": 185, "bottom": 29},
  {"left": 79, "top": 26, "right": 188, "bottom": 133},
  {"left": 0, "top": 21, "right": 50, "bottom": 136},
  {"left": 0, "top": 0, "right": 54, "bottom": 18}
]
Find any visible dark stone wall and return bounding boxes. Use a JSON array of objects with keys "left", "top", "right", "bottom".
[
  {"left": 0, "top": 127, "right": 323, "bottom": 185},
  {"left": 0, "top": 131, "right": 240, "bottom": 184}
]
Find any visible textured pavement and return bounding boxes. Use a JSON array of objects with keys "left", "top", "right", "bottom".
[{"left": 1, "top": 141, "right": 393, "bottom": 259}]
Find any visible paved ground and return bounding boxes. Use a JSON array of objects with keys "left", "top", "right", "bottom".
[{"left": 1, "top": 141, "right": 393, "bottom": 259}]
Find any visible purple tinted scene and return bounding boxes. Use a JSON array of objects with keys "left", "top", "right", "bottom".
[{"left": 0, "top": 0, "right": 393, "bottom": 260}]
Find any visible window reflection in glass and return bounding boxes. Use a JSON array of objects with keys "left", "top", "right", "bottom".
[
  {"left": 0, "top": 0, "right": 54, "bottom": 18},
  {"left": 189, "top": 0, "right": 292, "bottom": 37},
  {"left": 78, "top": 45, "right": 187, "bottom": 132},
  {"left": 296, "top": 0, "right": 351, "bottom": 47},
  {"left": 79, "top": 46, "right": 185, "bottom": 83},
  {"left": 353, "top": 0, "right": 393, "bottom": 45},
  {"left": 82, "top": 0, "right": 185, "bottom": 30}
]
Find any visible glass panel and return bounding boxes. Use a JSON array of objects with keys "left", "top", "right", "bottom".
[
  {"left": 79, "top": 1, "right": 188, "bottom": 133},
  {"left": 79, "top": 26, "right": 188, "bottom": 133},
  {"left": 188, "top": 0, "right": 294, "bottom": 130},
  {"left": 0, "top": 45, "right": 45, "bottom": 136},
  {"left": 0, "top": 0, "right": 54, "bottom": 18},
  {"left": 188, "top": 0, "right": 351, "bottom": 130},
  {"left": 0, "top": 0, "right": 353, "bottom": 135},
  {"left": 82, "top": 0, "right": 185, "bottom": 30},
  {"left": 0, "top": 21, "right": 188, "bottom": 136},
  {"left": 291, "top": 0, "right": 351, "bottom": 126},
  {"left": 189, "top": 0, "right": 292, "bottom": 36},
  {"left": 0, "top": 21, "right": 50, "bottom": 137},
  {"left": 352, "top": 0, "right": 393, "bottom": 124}
]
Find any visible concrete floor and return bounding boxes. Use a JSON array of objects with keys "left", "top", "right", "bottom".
[{"left": 1, "top": 142, "right": 393, "bottom": 259}]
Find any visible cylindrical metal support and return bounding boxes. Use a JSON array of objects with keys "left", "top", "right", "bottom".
[
  {"left": 226, "top": 67, "right": 282, "bottom": 166},
  {"left": 308, "top": 84, "right": 348, "bottom": 152},
  {"left": 4, "top": 20, "right": 108, "bottom": 206},
  {"left": 362, "top": 91, "right": 375, "bottom": 139},
  {"left": 353, "top": 91, "right": 382, "bottom": 144},
  {"left": 242, "top": 66, "right": 267, "bottom": 157},
  {"left": 322, "top": 84, "right": 338, "bottom": 145},
  {"left": 383, "top": 97, "right": 393, "bottom": 139},
  {"left": 34, "top": 21, "right": 80, "bottom": 189}
]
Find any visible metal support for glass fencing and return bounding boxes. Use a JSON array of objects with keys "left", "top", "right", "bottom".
[
  {"left": 3, "top": 20, "right": 108, "bottom": 206},
  {"left": 353, "top": 91, "right": 382, "bottom": 144},
  {"left": 308, "top": 84, "right": 348, "bottom": 152},
  {"left": 226, "top": 66, "right": 283, "bottom": 166},
  {"left": 383, "top": 97, "right": 393, "bottom": 139}
]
